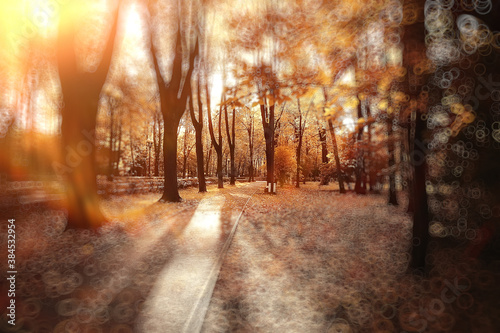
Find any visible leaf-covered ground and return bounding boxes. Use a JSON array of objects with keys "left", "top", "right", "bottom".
[
  {"left": 1, "top": 182, "right": 499, "bottom": 332},
  {"left": 0, "top": 182, "right": 251, "bottom": 332},
  {"left": 202, "top": 183, "right": 500, "bottom": 333}
]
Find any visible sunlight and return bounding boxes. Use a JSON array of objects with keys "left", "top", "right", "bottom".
[
  {"left": 338, "top": 66, "right": 356, "bottom": 87},
  {"left": 31, "top": 0, "right": 55, "bottom": 30},
  {"left": 138, "top": 195, "right": 226, "bottom": 332},
  {"left": 3, "top": 0, "right": 499, "bottom": 330},
  {"left": 210, "top": 72, "right": 224, "bottom": 109},
  {"left": 122, "top": 2, "right": 142, "bottom": 37},
  {"left": 188, "top": 195, "right": 225, "bottom": 235}
]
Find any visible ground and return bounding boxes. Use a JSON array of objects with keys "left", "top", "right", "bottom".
[
  {"left": 202, "top": 183, "right": 500, "bottom": 333},
  {"left": 1, "top": 182, "right": 499, "bottom": 332}
]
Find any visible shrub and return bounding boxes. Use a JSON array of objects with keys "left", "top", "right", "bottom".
[{"left": 274, "top": 146, "right": 296, "bottom": 186}]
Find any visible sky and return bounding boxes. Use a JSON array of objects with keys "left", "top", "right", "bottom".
[{"left": 0, "top": 0, "right": 391, "bottom": 135}]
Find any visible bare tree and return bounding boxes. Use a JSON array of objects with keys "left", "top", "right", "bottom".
[
  {"left": 224, "top": 103, "right": 236, "bottom": 185},
  {"left": 149, "top": 3, "right": 199, "bottom": 202},
  {"left": 207, "top": 88, "right": 224, "bottom": 188}
]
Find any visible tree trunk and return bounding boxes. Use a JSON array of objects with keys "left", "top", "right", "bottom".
[
  {"left": 116, "top": 117, "right": 122, "bottom": 176},
  {"left": 182, "top": 124, "right": 189, "bottom": 178},
  {"left": 230, "top": 150, "right": 235, "bottom": 184},
  {"left": 230, "top": 108, "right": 236, "bottom": 185},
  {"left": 295, "top": 98, "right": 303, "bottom": 188},
  {"left": 153, "top": 111, "right": 159, "bottom": 176},
  {"left": 188, "top": 76, "right": 207, "bottom": 192},
  {"left": 327, "top": 120, "right": 346, "bottom": 193},
  {"left": 161, "top": 124, "right": 181, "bottom": 201},
  {"left": 319, "top": 127, "right": 328, "bottom": 164},
  {"left": 224, "top": 104, "right": 236, "bottom": 185},
  {"left": 151, "top": 23, "right": 198, "bottom": 202},
  {"left": 129, "top": 126, "right": 135, "bottom": 173},
  {"left": 365, "top": 102, "right": 376, "bottom": 191},
  {"left": 387, "top": 114, "right": 399, "bottom": 205},
  {"left": 206, "top": 144, "right": 212, "bottom": 177},
  {"left": 248, "top": 117, "right": 254, "bottom": 182},
  {"left": 410, "top": 110, "right": 429, "bottom": 271},
  {"left": 216, "top": 151, "right": 223, "bottom": 187},
  {"left": 206, "top": 84, "right": 223, "bottom": 188},
  {"left": 318, "top": 119, "right": 329, "bottom": 185},
  {"left": 260, "top": 90, "right": 276, "bottom": 193},
  {"left": 56, "top": 2, "right": 120, "bottom": 229},
  {"left": 107, "top": 102, "right": 115, "bottom": 180},
  {"left": 405, "top": 108, "right": 416, "bottom": 213},
  {"left": 354, "top": 98, "right": 366, "bottom": 194},
  {"left": 323, "top": 87, "right": 344, "bottom": 193}
]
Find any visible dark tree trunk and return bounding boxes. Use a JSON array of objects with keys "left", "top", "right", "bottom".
[
  {"left": 216, "top": 152, "right": 223, "bottom": 187},
  {"left": 56, "top": 2, "right": 120, "bottom": 229},
  {"left": 354, "top": 98, "right": 366, "bottom": 194},
  {"left": 399, "top": 14, "right": 431, "bottom": 271},
  {"left": 295, "top": 98, "right": 304, "bottom": 188},
  {"left": 182, "top": 123, "right": 189, "bottom": 178},
  {"left": 410, "top": 110, "right": 429, "bottom": 271},
  {"left": 206, "top": 85, "right": 223, "bottom": 188},
  {"left": 162, "top": 124, "right": 181, "bottom": 201},
  {"left": 318, "top": 118, "right": 329, "bottom": 185},
  {"left": 116, "top": 117, "right": 122, "bottom": 175},
  {"left": 151, "top": 22, "right": 198, "bottom": 202},
  {"left": 261, "top": 97, "right": 276, "bottom": 194},
  {"left": 188, "top": 76, "right": 207, "bottom": 192},
  {"left": 153, "top": 110, "right": 162, "bottom": 176},
  {"left": 225, "top": 104, "right": 236, "bottom": 185},
  {"left": 406, "top": 110, "right": 416, "bottom": 213},
  {"left": 365, "top": 102, "right": 376, "bottom": 191},
  {"left": 107, "top": 102, "right": 115, "bottom": 180},
  {"left": 129, "top": 127, "right": 135, "bottom": 172},
  {"left": 387, "top": 114, "right": 399, "bottom": 205},
  {"left": 206, "top": 144, "right": 212, "bottom": 177},
  {"left": 247, "top": 115, "right": 255, "bottom": 182},
  {"left": 320, "top": 127, "right": 328, "bottom": 164}
]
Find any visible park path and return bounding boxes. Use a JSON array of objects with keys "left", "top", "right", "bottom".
[{"left": 134, "top": 181, "right": 263, "bottom": 333}]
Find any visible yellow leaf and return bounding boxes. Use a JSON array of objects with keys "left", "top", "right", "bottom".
[
  {"left": 378, "top": 99, "right": 388, "bottom": 111},
  {"left": 461, "top": 111, "right": 475, "bottom": 124},
  {"left": 268, "top": 95, "right": 275, "bottom": 107},
  {"left": 450, "top": 103, "right": 464, "bottom": 115}
]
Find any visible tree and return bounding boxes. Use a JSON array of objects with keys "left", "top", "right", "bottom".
[
  {"left": 188, "top": 70, "right": 207, "bottom": 192},
  {"left": 291, "top": 98, "right": 310, "bottom": 188},
  {"left": 399, "top": 1, "right": 430, "bottom": 271},
  {"left": 227, "top": 1, "right": 296, "bottom": 194},
  {"left": 323, "top": 87, "right": 346, "bottom": 193},
  {"left": 354, "top": 95, "right": 367, "bottom": 194},
  {"left": 224, "top": 101, "right": 236, "bottom": 185},
  {"left": 149, "top": 2, "right": 198, "bottom": 202},
  {"left": 242, "top": 107, "right": 256, "bottom": 182},
  {"left": 153, "top": 106, "right": 163, "bottom": 177},
  {"left": 385, "top": 99, "right": 399, "bottom": 206},
  {"left": 259, "top": 67, "right": 278, "bottom": 194},
  {"left": 206, "top": 87, "right": 224, "bottom": 188},
  {"left": 316, "top": 115, "right": 329, "bottom": 185},
  {"left": 180, "top": 113, "right": 195, "bottom": 178},
  {"left": 56, "top": 1, "right": 120, "bottom": 229},
  {"left": 274, "top": 145, "right": 295, "bottom": 186}
]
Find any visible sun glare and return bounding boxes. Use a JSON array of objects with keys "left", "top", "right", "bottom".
[
  {"left": 210, "top": 72, "right": 224, "bottom": 109},
  {"left": 122, "top": 3, "right": 142, "bottom": 37}
]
